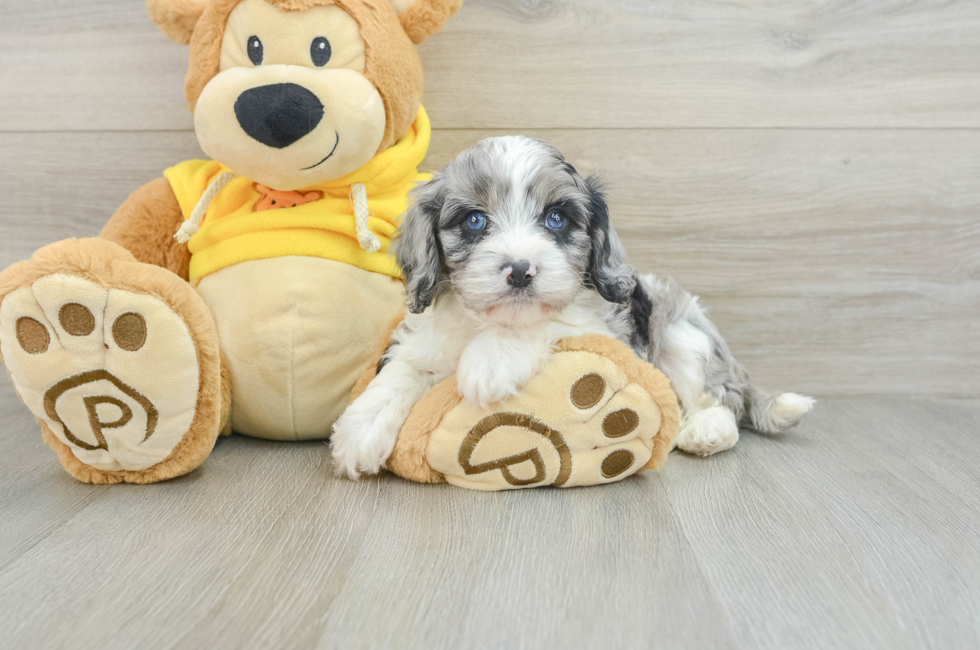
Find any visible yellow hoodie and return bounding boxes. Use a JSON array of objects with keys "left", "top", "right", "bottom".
[{"left": 165, "top": 107, "right": 431, "bottom": 282}]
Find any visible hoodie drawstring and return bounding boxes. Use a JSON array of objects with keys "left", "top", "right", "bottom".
[
  {"left": 351, "top": 182, "right": 381, "bottom": 254},
  {"left": 174, "top": 171, "right": 237, "bottom": 244},
  {"left": 174, "top": 174, "right": 381, "bottom": 254}
]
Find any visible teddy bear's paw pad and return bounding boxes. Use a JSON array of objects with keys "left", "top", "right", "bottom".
[
  {"left": 425, "top": 350, "right": 667, "bottom": 491},
  {"left": 0, "top": 274, "right": 201, "bottom": 472}
]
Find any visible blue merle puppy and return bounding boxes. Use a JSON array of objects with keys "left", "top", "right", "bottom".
[{"left": 330, "top": 136, "right": 813, "bottom": 479}]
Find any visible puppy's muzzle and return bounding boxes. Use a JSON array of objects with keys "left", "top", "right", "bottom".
[
  {"left": 504, "top": 260, "right": 536, "bottom": 289},
  {"left": 234, "top": 83, "right": 325, "bottom": 149}
]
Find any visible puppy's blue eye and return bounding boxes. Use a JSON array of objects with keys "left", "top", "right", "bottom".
[
  {"left": 465, "top": 212, "right": 487, "bottom": 232},
  {"left": 545, "top": 211, "right": 566, "bottom": 230}
]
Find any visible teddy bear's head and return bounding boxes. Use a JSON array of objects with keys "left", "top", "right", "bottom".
[{"left": 148, "top": 0, "right": 460, "bottom": 191}]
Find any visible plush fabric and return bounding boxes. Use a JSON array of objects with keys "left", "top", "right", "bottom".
[
  {"left": 0, "top": 0, "right": 451, "bottom": 484},
  {"left": 303, "top": 272, "right": 681, "bottom": 491},
  {"left": 377, "top": 335, "right": 681, "bottom": 491},
  {"left": 397, "top": 0, "right": 463, "bottom": 44},
  {"left": 179, "top": 0, "right": 427, "bottom": 152},
  {"left": 147, "top": 0, "right": 207, "bottom": 45},
  {"left": 100, "top": 177, "right": 192, "bottom": 280},
  {"left": 199, "top": 1, "right": 388, "bottom": 192},
  {"left": 166, "top": 107, "right": 430, "bottom": 281},
  {"left": 0, "top": 0, "right": 686, "bottom": 492},
  {"left": 0, "top": 239, "right": 224, "bottom": 484},
  {"left": 196, "top": 256, "right": 405, "bottom": 440}
]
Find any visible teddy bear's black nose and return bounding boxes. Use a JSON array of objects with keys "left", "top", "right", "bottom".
[{"left": 234, "top": 83, "right": 324, "bottom": 149}]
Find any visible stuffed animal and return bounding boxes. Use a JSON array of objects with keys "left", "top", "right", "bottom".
[
  {"left": 356, "top": 331, "right": 680, "bottom": 490},
  {"left": 0, "top": 0, "right": 679, "bottom": 489}
]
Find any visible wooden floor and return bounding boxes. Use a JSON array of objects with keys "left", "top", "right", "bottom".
[
  {"left": 1, "top": 391, "right": 978, "bottom": 649},
  {"left": 1, "top": 0, "right": 979, "bottom": 648}
]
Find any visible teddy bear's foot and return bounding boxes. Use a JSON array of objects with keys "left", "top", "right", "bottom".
[
  {"left": 0, "top": 238, "right": 224, "bottom": 484},
  {"left": 386, "top": 335, "right": 680, "bottom": 491}
]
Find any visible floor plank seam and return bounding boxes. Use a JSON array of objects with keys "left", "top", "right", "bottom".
[
  {"left": 653, "top": 472, "right": 744, "bottom": 649},
  {"left": 0, "top": 485, "right": 111, "bottom": 576}
]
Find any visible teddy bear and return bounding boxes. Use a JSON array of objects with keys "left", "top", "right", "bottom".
[{"left": 0, "top": 0, "right": 679, "bottom": 489}]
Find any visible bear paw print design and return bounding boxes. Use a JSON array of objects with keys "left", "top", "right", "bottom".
[
  {"left": 0, "top": 273, "right": 203, "bottom": 473},
  {"left": 418, "top": 345, "right": 673, "bottom": 491}
]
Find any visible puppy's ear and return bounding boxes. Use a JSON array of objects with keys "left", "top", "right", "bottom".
[
  {"left": 584, "top": 176, "right": 636, "bottom": 304},
  {"left": 392, "top": 176, "right": 447, "bottom": 313},
  {"left": 147, "top": 0, "right": 206, "bottom": 45},
  {"left": 389, "top": 0, "right": 463, "bottom": 44}
]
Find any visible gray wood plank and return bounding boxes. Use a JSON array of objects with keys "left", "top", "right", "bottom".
[
  {"left": 1, "top": 385, "right": 978, "bottom": 649},
  {"left": 0, "top": 387, "right": 728, "bottom": 650},
  {"left": 0, "top": 422, "right": 373, "bottom": 649},
  {"left": 2, "top": 0, "right": 979, "bottom": 131},
  {"left": 1, "top": 129, "right": 976, "bottom": 398},
  {"left": 312, "top": 476, "right": 734, "bottom": 650},
  {"left": 662, "top": 398, "right": 980, "bottom": 650},
  {"left": 0, "top": 131, "right": 205, "bottom": 258},
  {"left": 0, "top": 395, "right": 113, "bottom": 573}
]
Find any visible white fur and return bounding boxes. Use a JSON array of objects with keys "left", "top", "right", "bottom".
[
  {"left": 774, "top": 393, "right": 816, "bottom": 425},
  {"left": 332, "top": 285, "right": 753, "bottom": 477},
  {"left": 674, "top": 402, "right": 740, "bottom": 457},
  {"left": 329, "top": 358, "right": 438, "bottom": 479},
  {"left": 651, "top": 305, "right": 748, "bottom": 456},
  {"left": 333, "top": 136, "right": 813, "bottom": 477},
  {"left": 331, "top": 290, "right": 615, "bottom": 478},
  {"left": 656, "top": 318, "right": 713, "bottom": 412}
]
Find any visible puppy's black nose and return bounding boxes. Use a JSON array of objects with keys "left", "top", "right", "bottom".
[
  {"left": 506, "top": 260, "right": 535, "bottom": 289},
  {"left": 234, "top": 83, "right": 324, "bottom": 149}
]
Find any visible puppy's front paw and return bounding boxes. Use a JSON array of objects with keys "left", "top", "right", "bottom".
[
  {"left": 331, "top": 406, "right": 398, "bottom": 480},
  {"left": 457, "top": 370, "right": 516, "bottom": 409},
  {"left": 456, "top": 351, "right": 523, "bottom": 409}
]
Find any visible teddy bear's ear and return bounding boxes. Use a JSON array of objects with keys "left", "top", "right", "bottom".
[
  {"left": 147, "top": 0, "right": 208, "bottom": 45},
  {"left": 389, "top": 0, "right": 463, "bottom": 44}
]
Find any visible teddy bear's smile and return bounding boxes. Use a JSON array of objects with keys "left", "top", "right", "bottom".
[
  {"left": 230, "top": 78, "right": 343, "bottom": 168},
  {"left": 300, "top": 132, "right": 341, "bottom": 170},
  {"left": 192, "top": 0, "right": 394, "bottom": 191},
  {"left": 0, "top": 0, "right": 467, "bottom": 485}
]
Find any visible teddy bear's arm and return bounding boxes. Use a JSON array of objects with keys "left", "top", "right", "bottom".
[{"left": 100, "top": 177, "right": 192, "bottom": 281}]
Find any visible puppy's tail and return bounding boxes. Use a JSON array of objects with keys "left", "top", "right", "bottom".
[{"left": 743, "top": 385, "right": 815, "bottom": 435}]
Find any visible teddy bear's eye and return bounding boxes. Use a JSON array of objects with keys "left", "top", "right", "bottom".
[
  {"left": 311, "top": 37, "right": 332, "bottom": 67},
  {"left": 247, "top": 35, "right": 264, "bottom": 66}
]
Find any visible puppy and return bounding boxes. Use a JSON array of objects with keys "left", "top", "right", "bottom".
[{"left": 331, "top": 136, "right": 813, "bottom": 478}]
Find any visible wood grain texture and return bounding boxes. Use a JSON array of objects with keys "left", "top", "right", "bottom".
[
  {"left": 2, "top": 0, "right": 980, "bottom": 131},
  {"left": 662, "top": 398, "right": 980, "bottom": 650},
  {"left": 0, "top": 387, "right": 978, "bottom": 649},
  {"left": 1, "top": 130, "right": 976, "bottom": 397},
  {"left": 1, "top": 0, "right": 978, "bottom": 646}
]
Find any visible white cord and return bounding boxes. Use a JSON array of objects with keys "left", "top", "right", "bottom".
[
  {"left": 174, "top": 171, "right": 237, "bottom": 244},
  {"left": 174, "top": 175, "right": 382, "bottom": 254},
  {"left": 351, "top": 182, "right": 381, "bottom": 253}
]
